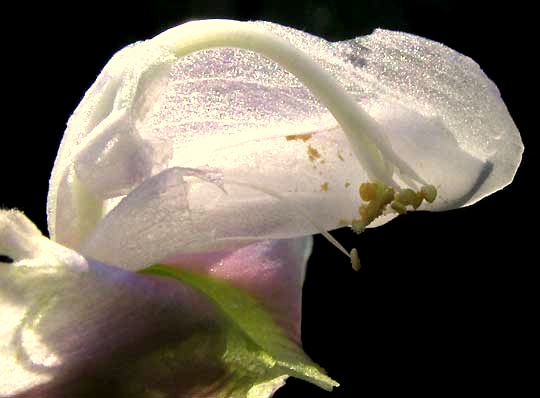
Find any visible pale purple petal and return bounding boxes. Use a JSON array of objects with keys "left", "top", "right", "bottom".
[
  {"left": 79, "top": 166, "right": 328, "bottom": 269},
  {"left": 161, "top": 237, "right": 313, "bottom": 344},
  {"left": 47, "top": 21, "right": 522, "bottom": 249},
  {"left": 2, "top": 210, "right": 314, "bottom": 397}
]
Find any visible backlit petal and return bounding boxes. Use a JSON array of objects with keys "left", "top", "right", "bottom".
[
  {"left": 47, "top": 21, "right": 522, "bottom": 249},
  {"left": 2, "top": 210, "right": 326, "bottom": 397}
]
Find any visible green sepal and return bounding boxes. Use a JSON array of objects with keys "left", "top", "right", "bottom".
[{"left": 139, "top": 264, "right": 339, "bottom": 394}]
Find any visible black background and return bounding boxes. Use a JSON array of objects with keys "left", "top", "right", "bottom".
[{"left": 2, "top": 1, "right": 533, "bottom": 397}]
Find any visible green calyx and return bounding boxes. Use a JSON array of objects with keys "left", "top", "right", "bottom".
[{"left": 139, "top": 264, "right": 338, "bottom": 396}]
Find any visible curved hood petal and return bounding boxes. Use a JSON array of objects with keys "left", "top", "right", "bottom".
[{"left": 47, "top": 20, "right": 522, "bottom": 250}]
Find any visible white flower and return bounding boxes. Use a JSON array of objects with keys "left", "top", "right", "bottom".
[{"left": 1, "top": 19, "right": 522, "bottom": 397}]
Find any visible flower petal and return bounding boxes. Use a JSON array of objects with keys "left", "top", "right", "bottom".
[
  {"left": 47, "top": 40, "right": 177, "bottom": 248},
  {"left": 161, "top": 236, "right": 313, "bottom": 345},
  {"left": 335, "top": 28, "right": 523, "bottom": 206},
  {"left": 1, "top": 211, "right": 220, "bottom": 397},
  {"left": 2, "top": 211, "right": 327, "bottom": 397},
  {"left": 79, "top": 166, "right": 346, "bottom": 268},
  {"left": 48, "top": 20, "right": 522, "bottom": 249}
]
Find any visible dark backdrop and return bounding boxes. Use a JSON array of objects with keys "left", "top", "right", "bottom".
[{"left": 2, "top": 1, "right": 532, "bottom": 397}]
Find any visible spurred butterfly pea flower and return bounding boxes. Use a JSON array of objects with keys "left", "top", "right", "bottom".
[{"left": 1, "top": 19, "right": 522, "bottom": 397}]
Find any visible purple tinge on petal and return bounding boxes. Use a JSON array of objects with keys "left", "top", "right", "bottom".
[
  {"left": 161, "top": 237, "right": 313, "bottom": 345},
  {"left": 7, "top": 259, "right": 224, "bottom": 398},
  {"left": 6, "top": 237, "right": 312, "bottom": 397}
]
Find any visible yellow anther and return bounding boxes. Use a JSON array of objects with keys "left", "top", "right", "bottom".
[
  {"left": 350, "top": 248, "right": 361, "bottom": 271},
  {"left": 421, "top": 185, "right": 437, "bottom": 203},
  {"left": 353, "top": 181, "right": 397, "bottom": 234},
  {"left": 359, "top": 206, "right": 370, "bottom": 220},
  {"left": 381, "top": 186, "right": 395, "bottom": 205},
  {"left": 354, "top": 180, "right": 438, "bottom": 235},
  {"left": 390, "top": 201, "right": 407, "bottom": 215},
  {"left": 395, "top": 188, "right": 415, "bottom": 204},
  {"left": 351, "top": 218, "right": 368, "bottom": 234},
  {"left": 359, "top": 182, "right": 377, "bottom": 201},
  {"left": 395, "top": 188, "right": 422, "bottom": 209}
]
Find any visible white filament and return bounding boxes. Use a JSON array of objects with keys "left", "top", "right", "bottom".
[{"left": 152, "top": 19, "right": 424, "bottom": 187}]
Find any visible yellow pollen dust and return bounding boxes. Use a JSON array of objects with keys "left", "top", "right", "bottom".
[
  {"left": 307, "top": 145, "right": 322, "bottom": 162},
  {"left": 285, "top": 133, "right": 312, "bottom": 142},
  {"left": 320, "top": 182, "right": 329, "bottom": 192}
]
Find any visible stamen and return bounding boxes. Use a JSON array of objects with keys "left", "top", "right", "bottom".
[
  {"left": 420, "top": 185, "right": 437, "bottom": 203},
  {"left": 352, "top": 181, "right": 395, "bottom": 234},
  {"left": 224, "top": 178, "right": 355, "bottom": 264},
  {"left": 394, "top": 188, "right": 422, "bottom": 209},
  {"left": 352, "top": 181, "right": 439, "bottom": 234},
  {"left": 390, "top": 201, "right": 407, "bottom": 215},
  {"left": 350, "top": 248, "right": 361, "bottom": 271}
]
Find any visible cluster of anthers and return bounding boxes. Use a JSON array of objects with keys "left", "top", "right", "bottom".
[
  {"left": 352, "top": 181, "right": 438, "bottom": 234},
  {"left": 345, "top": 182, "right": 437, "bottom": 271}
]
